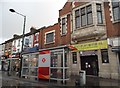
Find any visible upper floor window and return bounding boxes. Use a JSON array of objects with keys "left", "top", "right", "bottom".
[
  {"left": 81, "top": 7, "right": 86, "bottom": 27},
  {"left": 75, "top": 10, "right": 80, "bottom": 28},
  {"left": 45, "top": 32, "right": 54, "bottom": 44},
  {"left": 17, "top": 39, "right": 20, "bottom": 47},
  {"left": 24, "top": 38, "right": 29, "bottom": 47},
  {"left": 74, "top": 4, "right": 93, "bottom": 28},
  {"left": 14, "top": 40, "right": 16, "bottom": 47},
  {"left": 96, "top": 4, "right": 103, "bottom": 24},
  {"left": 87, "top": 5, "right": 93, "bottom": 25},
  {"left": 35, "top": 33, "right": 39, "bottom": 42},
  {"left": 112, "top": 2, "right": 120, "bottom": 21},
  {"left": 29, "top": 36, "right": 32, "bottom": 45},
  {"left": 62, "top": 18, "right": 66, "bottom": 35}
]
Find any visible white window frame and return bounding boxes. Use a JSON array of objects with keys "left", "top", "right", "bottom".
[
  {"left": 109, "top": 0, "right": 120, "bottom": 23},
  {"left": 45, "top": 30, "right": 55, "bottom": 44},
  {"left": 35, "top": 33, "right": 39, "bottom": 42},
  {"left": 60, "top": 15, "right": 67, "bottom": 36},
  {"left": 73, "top": 2, "right": 93, "bottom": 31},
  {"left": 17, "top": 39, "right": 20, "bottom": 47},
  {"left": 96, "top": 3, "right": 103, "bottom": 24}
]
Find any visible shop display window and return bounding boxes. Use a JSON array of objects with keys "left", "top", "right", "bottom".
[
  {"left": 72, "top": 52, "right": 77, "bottom": 64},
  {"left": 101, "top": 49, "right": 109, "bottom": 63}
]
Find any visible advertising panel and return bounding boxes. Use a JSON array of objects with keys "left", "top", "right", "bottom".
[{"left": 38, "top": 50, "right": 50, "bottom": 79}]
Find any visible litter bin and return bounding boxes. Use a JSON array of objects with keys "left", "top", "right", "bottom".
[{"left": 79, "top": 70, "right": 86, "bottom": 86}]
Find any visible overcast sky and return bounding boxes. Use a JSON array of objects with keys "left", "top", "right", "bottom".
[{"left": 0, "top": 0, "right": 67, "bottom": 44}]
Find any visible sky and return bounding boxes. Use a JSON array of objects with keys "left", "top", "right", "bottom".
[{"left": 0, "top": 0, "right": 67, "bottom": 44}]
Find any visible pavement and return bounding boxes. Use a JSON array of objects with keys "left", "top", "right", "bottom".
[{"left": 1, "top": 71, "right": 120, "bottom": 87}]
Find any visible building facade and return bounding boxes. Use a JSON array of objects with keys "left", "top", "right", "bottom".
[
  {"left": 104, "top": 1, "right": 120, "bottom": 79},
  {"left": 1, "top": 0, "right": 120, "bottom": 81}
]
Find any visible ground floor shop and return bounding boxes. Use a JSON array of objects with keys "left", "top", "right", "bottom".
[
  {"left": 7, "top": 58, "right": 20, "bottom": 76},
  {"left": 69, "top": 40, "right": 120, "bottom": 79}
]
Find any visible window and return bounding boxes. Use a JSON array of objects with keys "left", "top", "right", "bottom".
[
  {"left": 96, "top": 4, "right": 103, "bottom": 24},
  {"left": 46, "top": 32, "right": 54, "bottom": 44},
  {"left": 81, "top": 7, "right": 86, "bottom": 27},
  {"left": 62, "top": 18, "right": 66, "bottom": 35},
  {"left": 24, "top": 38, "right": 29, "bottom": 47},
  {"left": 75, "top": 10, "right": 80, "bottom": 28},
  {"left": 101, "top": 49, "right": 109, "bottom": 63},
  {"left": 112, "top": 2, "right": 120, "bottom": 21},
  {"left": 29, "top": 36, "right": 32, "bottom": 46},
  {"left": 17, "top": 49, "right": 20, "bottom": 53},
  {"left": 14, "top": 40, "right": 16, "bottom": 47},
  {"left": 17, "top": 39, "right": 20, "bottom": 46},
  {"left": 87, "top": 5, "right": 93, "bottom": 25},
  {"left": 74, "top": 4, "right": 93, "bottom": 29},
  {"left": 35, "top": 33, "right": 39, "bottom": 42},
  {"left": 72, "top": 52, "right": 77, "bottom": 64}
]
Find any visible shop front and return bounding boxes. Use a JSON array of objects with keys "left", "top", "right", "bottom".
[
  {"left": 7, "top": 58, "right": 20, "bottom": 76},
  {"left": 69, "top": 40, "right": 108, "bottom": 76}
]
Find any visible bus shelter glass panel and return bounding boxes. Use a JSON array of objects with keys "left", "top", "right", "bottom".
[
  {"left": 22, "top": 53, "right": 38, "bottom": 77},
  {"left": 22, "top": 68, "right": 29, "bottom": 75},
  {"left": 50, "top": 49, "right": 69, "bottom": 83},
  {"left": 22, "top": 55, "right": 29, "bottom": 67},
  {"left": 50, "top": 68, "right": 63, "bottom": 79},
  {"left": 22, "top": 54, "right": 29, "bottom": 76},
  {"left": 29, "top": 68, "right": 38, "bottom": 76},
  {"left": 29, "top": 54, "right": 38, "bottom": 67},
  {"left": 50, "top": 68, "right": 69, "bottom": 79}
]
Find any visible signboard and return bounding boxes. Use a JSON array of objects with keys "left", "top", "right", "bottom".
[
  {"left": 70, "top": 40, "right": 108, "bottom": 51},
  {"left": 38, "top": 50, "right": 50, "bottom": 79},
  {"left": 80, "top": 51, "right": 97, "bottom": 56}
]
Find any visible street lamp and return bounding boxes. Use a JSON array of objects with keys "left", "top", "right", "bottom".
[{"left": 9, "top": 9, "right": 26, "bottom": 78}]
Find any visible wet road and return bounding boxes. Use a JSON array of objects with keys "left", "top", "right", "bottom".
[
  {"left": 0, "top": 71, "right": 120, "bottom": 87},
  {"left": 1, "top": 77, "right": 49, "bottom": 87}
]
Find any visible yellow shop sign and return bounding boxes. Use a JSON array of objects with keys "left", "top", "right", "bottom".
[{"left": 71, "top": 40, "right": 108, "bottom": 51}]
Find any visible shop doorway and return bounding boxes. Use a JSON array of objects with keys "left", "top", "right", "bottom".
[{"left": 80, "top": 55, "right": 99, "bottom": 76}]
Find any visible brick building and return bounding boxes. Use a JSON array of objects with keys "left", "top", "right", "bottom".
[{"left": 104, "top": 1, "right": 120, "bottom": 79}]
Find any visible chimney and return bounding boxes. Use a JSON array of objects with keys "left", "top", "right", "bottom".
[
  {"left": 13, "top": 34, "right": 20, "bottom": 38},
  {"left": 30, "top": 26, "right": 37, "bottom": 33}
]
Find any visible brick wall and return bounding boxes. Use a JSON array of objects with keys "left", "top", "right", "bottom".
[{"left": 104, "top": 2, "right": 120, "bottom": 38}]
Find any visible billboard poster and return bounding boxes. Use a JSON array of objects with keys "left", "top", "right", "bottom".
[{"left": 38, "top": 50, "right": 50, "bottom": 79}]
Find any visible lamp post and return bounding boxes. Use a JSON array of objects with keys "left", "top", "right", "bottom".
[{"left": 9, "top": 9, "right": 26, "bottom": 77}]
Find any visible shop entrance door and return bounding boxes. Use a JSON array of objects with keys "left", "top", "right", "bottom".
[{"left": 80, "top": 55, "right": 99, "bottom": 76}]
